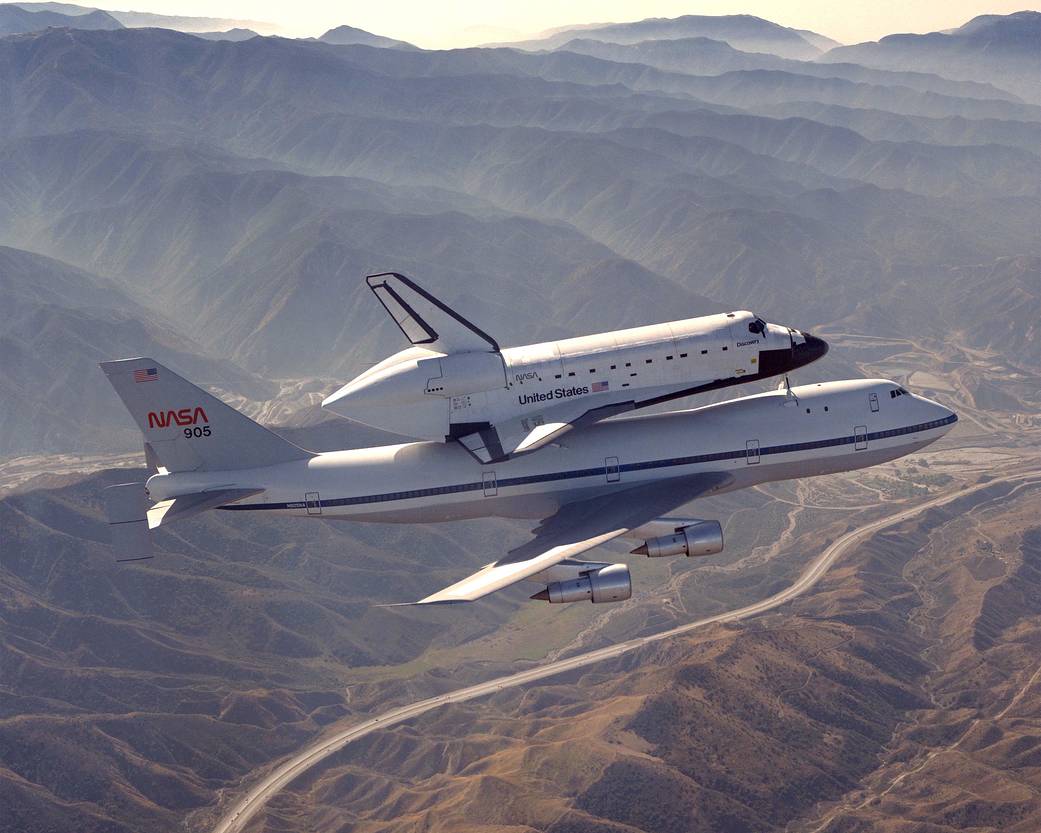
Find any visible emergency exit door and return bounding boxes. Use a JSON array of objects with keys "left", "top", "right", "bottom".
[
  {"left": 854, "top": 425, "right": 868, "bottom": 450},
  {"left": 605, "top": 456, "right": 620, "bottom": 482},
  {"left": 746, "top": 439, "right": 760, "bottom": 465},
  {"left": 483, "top": 471, "right": 497, "bottom": 496}
]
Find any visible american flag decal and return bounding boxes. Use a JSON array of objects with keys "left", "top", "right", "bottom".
[
  {"left": 133, "top": 367, "right": 158, "bottom": 383},
  {"left": 592, "top": 380, "right": 609, "bottom": 393}
]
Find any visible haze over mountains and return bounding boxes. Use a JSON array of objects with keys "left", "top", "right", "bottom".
[
  {"left": 825, "top": 11, "right": 1041, "bottom": 102},
  {"left": 1, "top": 1, "right": 280, "bottom": 34},
  {"left": 0, "top": 7, "right": 1038, "bottom": 833},
  {"left": 0, "top": 12, "right": 1034, "bottom": 461},
  {"left": 487, "top": 13, "right": 842, "bottom": 59}
]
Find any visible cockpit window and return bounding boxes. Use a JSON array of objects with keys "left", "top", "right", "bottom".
[{"left": 748, "top": 318, "right": 766, "bottom": 335}]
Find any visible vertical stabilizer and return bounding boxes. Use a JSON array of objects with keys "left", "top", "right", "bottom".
[
  {"left": 366, "top": 272, "right": 499, "bottom": 353},
  {"left": 100, "top": 358, "right": 314, "bottom": 473}
]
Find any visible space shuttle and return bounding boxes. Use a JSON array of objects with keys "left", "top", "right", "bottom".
[{"left": 323, "top": 272, "right": 828, "bottom": 463}]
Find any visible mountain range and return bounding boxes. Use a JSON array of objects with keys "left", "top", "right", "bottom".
[
  {"left": 0, "top": 16, "right": 1035, "bottom": 457},
  {"left": 0, "top": 2, "right": 118, "bottom": 34},
  {"left": 4, "top": 1, "right": 280, "bottom": 34},
  {"left": 486, "top": 13, "right": 841, "bottom": 60},
  {"left": 0, "top": 8, "right": 1038, "bottom": 832},
  {"left": 825, "top": 11, "right": 1041, "bottom": 102}
]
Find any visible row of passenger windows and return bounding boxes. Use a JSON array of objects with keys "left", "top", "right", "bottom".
[
  {"left": 273, "top": 414, "right": 956, "bottom": 510},
  {"left": 551, "top": 347, "right": 724, "bottom": 380}
]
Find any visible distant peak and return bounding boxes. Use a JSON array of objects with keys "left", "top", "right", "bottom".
[{"left": 317, "top": 24, "right": 416, "bottom": 50}]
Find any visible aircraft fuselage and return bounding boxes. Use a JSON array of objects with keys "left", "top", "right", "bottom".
[{"left": 148, "top": 379, "right": 956, "bottom": 525}]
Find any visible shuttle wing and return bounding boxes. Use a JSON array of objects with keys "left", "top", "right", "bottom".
[
  {"left": 405, "top": 473, "right": 731, "bottom": 605},
  {"left": 457, "top": 401, "right": 636, "bottom": 463}
]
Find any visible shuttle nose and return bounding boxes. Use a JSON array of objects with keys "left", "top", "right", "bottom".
[
  {"left": 791, "top": 332, "right": 829, "bottom": 369},
  {"left": 756, "top": 329, "right": 829, "bottom": 377}
]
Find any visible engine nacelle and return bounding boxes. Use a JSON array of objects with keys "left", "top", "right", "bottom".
[
  {"left": 532, "top": 563, "right": 632, "bottom": 604},
  {"left": 633, "top": 520, "right": 723, "bottom": 558}
]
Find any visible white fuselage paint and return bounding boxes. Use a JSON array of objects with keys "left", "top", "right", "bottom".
[{"left": 147, "top": 380, "right": 957, "bottom": 526}]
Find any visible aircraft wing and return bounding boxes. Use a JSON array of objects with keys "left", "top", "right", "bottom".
[{"left": 407, "top": 472, "right": 731, "bottom": 605}]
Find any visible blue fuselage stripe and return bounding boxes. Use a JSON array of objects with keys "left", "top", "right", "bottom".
[{"left": 220, "top": 414, "right": 956, "bottom": 512}]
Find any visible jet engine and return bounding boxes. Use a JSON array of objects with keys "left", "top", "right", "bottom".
[
  {"left": 531, "top": 563, "right": 632, "bottom": 604},
  {"left": 632, "top": 520, "right": 723, "bottom": 558}
]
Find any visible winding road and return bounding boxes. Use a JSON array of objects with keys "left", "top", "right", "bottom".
[{"left": 211, "top": 473, "right": 1029, "bottom": 833}]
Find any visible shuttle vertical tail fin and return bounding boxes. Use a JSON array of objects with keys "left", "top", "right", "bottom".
[{"left": 366, "top": 272, "right": 499, "bottom": 353}]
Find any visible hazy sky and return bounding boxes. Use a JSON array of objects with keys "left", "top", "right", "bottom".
[{"left": 111, "top": 1, "right": 1037, "bottom": 48}]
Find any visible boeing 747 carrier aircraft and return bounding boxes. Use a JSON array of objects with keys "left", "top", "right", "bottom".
[
  {"left": 322, "top": 273, "right": 827, "bottom": 463},
  {"left": 102, "top": 358, "right": 955, "bottom": 605}
]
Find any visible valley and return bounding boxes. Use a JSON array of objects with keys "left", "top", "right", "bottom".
[{"left": 0, "top": 7, "right": 1037, "bottom": 831}]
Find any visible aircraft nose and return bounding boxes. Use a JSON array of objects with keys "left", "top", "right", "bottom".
[
  {"left": 914, "top": 394, "right": 958, "bottom": 432},
  {"left": 934, "top": 402, "right": 958, "bottom": 430},
  {"left": 791, "top": 332, "right": 829, "bottom": 368}
]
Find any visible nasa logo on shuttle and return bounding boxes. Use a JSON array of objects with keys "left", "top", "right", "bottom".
[
  {"left": 518, "top": 386, "right": 589, "bottom": 406},
  {"left": 147, "top": 406, "right": 209, "bottom": 429},
  {"left": 513, "top": 370, "right": 542, "bottom": 383}
]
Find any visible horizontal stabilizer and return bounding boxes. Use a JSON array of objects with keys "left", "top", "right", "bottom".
[
  {"left": 105, "top": 483, "right": 153, "bottom": 562},
  {"left": 366, "top": 272, "right": 498, "bottom": 353},
  {"left": 147, "top": 487, "right": 263, "bottom": 530}
]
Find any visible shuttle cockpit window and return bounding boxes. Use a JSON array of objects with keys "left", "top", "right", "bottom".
[{"left": 748, "top": 318, "right": 767, "bottom": 335}]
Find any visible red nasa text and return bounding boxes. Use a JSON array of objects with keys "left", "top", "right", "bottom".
[{"left": 147, "top": 407, "right": 209, "bottom": 429}]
